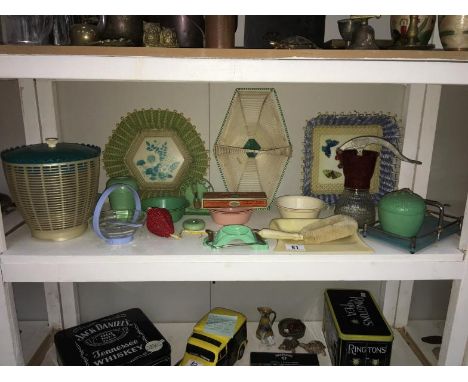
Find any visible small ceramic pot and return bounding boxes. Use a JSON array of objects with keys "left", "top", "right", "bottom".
[
  {"left": 390, "top": 15, "right": 436, "bottom": 46},
  {"left": 438, "top": 15, "right": 468, "bottom": 51},
  {"left": 378, "top": 189, "right": 426, "bottom": 237}
]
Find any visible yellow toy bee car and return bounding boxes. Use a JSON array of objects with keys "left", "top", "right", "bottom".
[{"left": 179, "top": 307, "right": 248, "bottom": 366}]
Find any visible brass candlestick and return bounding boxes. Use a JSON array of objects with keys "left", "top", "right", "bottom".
[{"left": 407, "top": 16, "right": 421, "bottom": 46}]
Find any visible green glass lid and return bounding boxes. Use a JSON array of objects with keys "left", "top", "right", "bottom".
[
  {"left": 1, "top": 138, "right": 101, "bottom": 164},
  {"left": 378, "top": 188, "right": 426, "bottom": 215}
]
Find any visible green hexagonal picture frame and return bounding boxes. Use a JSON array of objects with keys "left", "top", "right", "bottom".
[{"left": 104, "top": 109, "right": 209, "bottom": 198}]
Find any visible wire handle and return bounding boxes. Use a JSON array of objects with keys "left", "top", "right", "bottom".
[{"left": 92, "top": 183, "right": 141, "bottom": 245}]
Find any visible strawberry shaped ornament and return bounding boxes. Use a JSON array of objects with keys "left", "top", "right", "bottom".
[{"left": 146, "top": 207, "right": 179, "bottom": 239}]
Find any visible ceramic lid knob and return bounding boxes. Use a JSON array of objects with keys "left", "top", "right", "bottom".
[{"left": 46, "top": 137, "right": 58, "bottom": 148}]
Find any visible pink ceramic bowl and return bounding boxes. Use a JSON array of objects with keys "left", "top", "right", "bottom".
[{"left": 209, "top": 207, "right": 253, "bottom": 225}]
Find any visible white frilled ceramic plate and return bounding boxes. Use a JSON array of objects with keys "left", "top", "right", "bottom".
[{"left": 269, "top": 218, "right": 373, "bottom": 253}]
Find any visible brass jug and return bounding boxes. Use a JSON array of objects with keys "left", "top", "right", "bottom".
[
  {"left": 70, "top": 16, "right": 106, "bottom": 46},
  {"left": 349, "top": 16, "right": 380, "bottom": 50},
  {"left": 101, "top": 16, "right": 143, "bottom": 45},
  {"left": 256, "top": 306, "right": 276, "bottom": 346}
]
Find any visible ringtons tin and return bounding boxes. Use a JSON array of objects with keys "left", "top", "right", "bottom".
[{"left": 323, "top": 289, "right": 394, "bottom": 366}]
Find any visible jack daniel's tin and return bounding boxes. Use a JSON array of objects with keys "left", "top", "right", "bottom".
[
  {"left": 54, "top": 308, "right": 171, "bottom": 366},
  {"left": 323, "top": 289, "right": 393, "bottom": 366}
]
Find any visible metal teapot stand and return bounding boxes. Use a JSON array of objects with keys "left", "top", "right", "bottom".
[{"left": 363, "top": 199, "right": 463, "bottom": 254}]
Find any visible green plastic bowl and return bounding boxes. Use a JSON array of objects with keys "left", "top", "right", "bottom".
[{"left": 141, "top": 196, "right": 189, "bottom": 222}]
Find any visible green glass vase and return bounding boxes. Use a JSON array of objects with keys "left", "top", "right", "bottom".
[{"left": 106, "top": 176, "right": 139, "bottom": 211}]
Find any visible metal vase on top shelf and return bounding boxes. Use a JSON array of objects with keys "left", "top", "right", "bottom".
[
  {"left": 348, "top": 16, "right": 380, "bottom": 50},
  {"left": 337, "top": 18, "right": 361, "bottom": 48},
  {"left": 438, "top": 15, "right": 468, "bottom": 51}
]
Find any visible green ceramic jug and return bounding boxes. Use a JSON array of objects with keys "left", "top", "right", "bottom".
[{"left": 378, "top": 188, "right": 426, "bottom": 237}]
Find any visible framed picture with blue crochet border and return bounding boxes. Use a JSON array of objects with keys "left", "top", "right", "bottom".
[{"left": 302, "top": 113, "right": 402, "bottom": 205}]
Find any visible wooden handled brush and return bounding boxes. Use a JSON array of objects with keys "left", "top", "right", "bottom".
[{"left": 258, "top": 215, "right": 358, "bottom": 244}]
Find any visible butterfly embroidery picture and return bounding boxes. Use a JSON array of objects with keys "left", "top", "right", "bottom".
[
  {"left": 321, "top": 139, "right": 339, "bottom": 158},
  {"left": 323, "top": 169, "right": 342, "bottom": 179}
]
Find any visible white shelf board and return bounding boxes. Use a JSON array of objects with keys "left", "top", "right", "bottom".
[
  {"left": 1, "top": 47, "right": 468, "bottom": 84},
  {"left": 1, "top": 210, "right": 24, "bottom": 236},
  {"left": 405, "top": 320, "right": 445, "bottom": 366},
  {"left": 18, "top": 320, "right": 50, "bottom": 365},
  {"left": 402, "top": 320, "right": 468, "bottom": 366},
  {"left": 38, "top": 321, "right": 421, "bottom": 366},
  {"left": 2, "top": 210, "right": 464, "bottom": 283}
]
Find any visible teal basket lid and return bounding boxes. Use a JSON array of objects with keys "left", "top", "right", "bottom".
[{"left": 1, "top": 139, "right": 101, "bottom": 164}]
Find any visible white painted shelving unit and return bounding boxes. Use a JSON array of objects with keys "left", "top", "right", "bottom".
[{"left": 0, "top": 46, "right": 467, "bottom": 366}]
